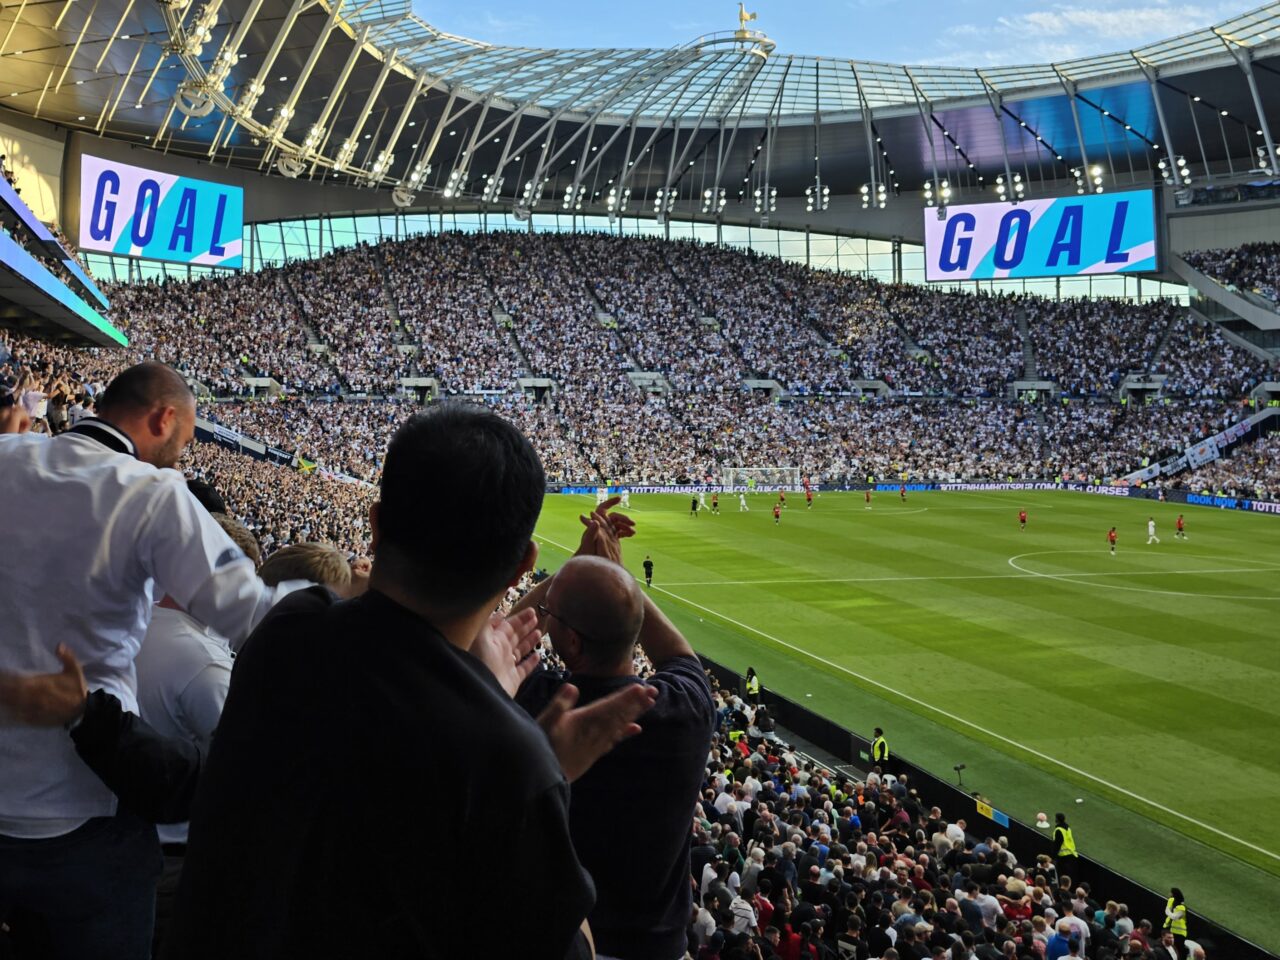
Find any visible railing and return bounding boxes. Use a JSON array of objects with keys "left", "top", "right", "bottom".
[{"left": 698, "top": 654, "right": 1278, "bottom": 960}]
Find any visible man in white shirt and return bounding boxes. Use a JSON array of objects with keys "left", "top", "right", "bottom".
[
  {"left": 729, "top": 890, "right": 757, "bottom": 934},
  {"left": 1059, "top": 901, "right": 1090, "bottom": 949},
  {"left": 0, "top": 362, "right": 319, "bottom": 960}
]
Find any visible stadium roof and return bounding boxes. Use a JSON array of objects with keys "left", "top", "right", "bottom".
[{"left": 2, "top": 0, "right": 1279, "bottom": 212}]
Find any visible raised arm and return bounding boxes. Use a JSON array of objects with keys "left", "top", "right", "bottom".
[{"left": 637, "top": 589, "right": 696, "bottom": 664}]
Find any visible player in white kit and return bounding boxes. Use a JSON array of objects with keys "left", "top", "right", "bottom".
[
  {"left": 739, "top": 493, "right": 748, "bottom": 511},
  {"left": 1147, "top": 517, "right": 1160, "bottom": 544}
]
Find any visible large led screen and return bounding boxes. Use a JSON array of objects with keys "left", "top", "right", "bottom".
[
  {"left": 79, "top": 154, "right": 243, "bottom": 267},
  {"left": 923, "top": 189, "right": 1156, "bottom": 282}
]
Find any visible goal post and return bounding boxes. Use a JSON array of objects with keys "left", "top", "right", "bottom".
[{"left": 721, "top": 467, "right": 803, "bottom": 491}]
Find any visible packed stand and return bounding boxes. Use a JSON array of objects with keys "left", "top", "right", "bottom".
[
  {"left": 884, "top": 285, "right": 1023, "bottom": 396},
  {"left": 472, "top": 231, "right": 636, "bottom": 395},
  {"left": 769, "top": 270, "right": 935, "bottom": 394},
  {"left": 182, "top": 441, "right": 375, "bottom": 558},
  {"left": 198, "top": 396, "right": 414, "bottom": 482},
  {"left": 563, "top": 234, "right": 748, "bottom": 393},
  {"left": 1028, "top": 298, "right": 1178, "bottom": 396},
  {"left": 105, "top": 271, "right": 341, "bottom": 394},
  {"left": 1154, "top": 315, "right": 1275, "bottom": 399},
  {"left": 664, "top": 241, "right": 860, "bottom": 394},
  {"left": 1184, "top": 243, "right": 1280, "bottom": 305},
  {"left": 380, "top": 233, "right": 524, "bottom": 393},
  {"left": 285, "top": 244, "right": 409, "bottom": 394},
  {"left": 694, "top": 677, "right": 1210, "bottom": 960},
  {"left": 1175, "top": 431, "right": 1280, "bottom": 501}
]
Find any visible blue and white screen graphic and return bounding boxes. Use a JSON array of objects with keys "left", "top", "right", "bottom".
[
  {"left": 923, "top": 189, "right": 1157, "bottom": 282},
  {"left": 79, "top": 154, "right": 243, "bottom": 267}
]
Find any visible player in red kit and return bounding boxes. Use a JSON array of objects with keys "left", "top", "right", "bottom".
[
  {"left": 865, "top": 488, "right": 872, "bottom": 510},
  {"left": 711, "top": 492, "right": 720, "bottom": 515},
  {"left": 773, "top": 503, "right": 781, "bottom": 525},
  {"left": 899, "top": 483, "right": 907, "bottom": 503},
  {"left": 778, "top": 490, "right": 787, "bottom": 509},
  {"left": 1175, "top": 514, "right": 1186, "bottom": 540},
  {"left": 805, "top": 488, "right": 814, "bottom": 510},
  {"left": 1019, "top": 510, "right": 1027, "bottom": 531},
  {"left": 1107, "top": 527, "right": 1117, "bottom": 555}
]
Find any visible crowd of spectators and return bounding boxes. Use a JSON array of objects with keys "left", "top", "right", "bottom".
[
  {"left": 883, "top": 286, "right": 1023, "bottom": 397},
  {"left": 472, "top": 231, "right": 637, "bottom": 395},
  {"left": 5, "top": 225, "right": 1276, "bottom": 493},
  {"left": 1027, "top": 299, "right": 1179, "bottom": 397},
  {"left": 1175, "top": 431, "right": 1280, "bottom": 501},
  {"left": 3, "top": 210, "right": 1258, "bottom": 958},
  {"left": 1183, "top": 244, "right": 1280, "bottom": 305},
  {"left": 1153, "top": 316, "right": 1273, "bottom": 399},
  {"left": 104, "top": 271, "right": 341, "bottom": 395},
  {"left": 690, "top": 676, "right": 1206, "bottom": 959},
  {"left": 285, "top": 244, "right": 407, "bottom": 394},
  {"left": 13, "top": 228, "right": 1263, "bottom": 415},
  {"left": 565, "top": 233, "right": 747, "bottom": 393},
  {"left": 665, "top": 241, "right": 859, "bottom": 394},
  {"left": 181, "top": 441, "right": 375, "bottom": 558},
  {"left": 380, "top": 232, "right": 525, "bottom": 392}
]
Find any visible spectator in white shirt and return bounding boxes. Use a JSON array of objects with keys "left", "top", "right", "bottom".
[
  {"left": 0, "top": 362, "right": 327, "bottom": 960},
  {"left": 729, "top": 891, "right": 758, "bottom": 934}
]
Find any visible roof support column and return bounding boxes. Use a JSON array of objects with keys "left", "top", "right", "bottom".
[
  {"left": 975, "top": 72, "right": 1017, "bottom": 201},
  {"left": 904, "top": 69, "right": 943, "bottom": 203},
  {"left": 1054, "top": 70, "right": 1094, "bottom": 190},
  {"left": 1134, "top": 57, "right": 1178, "bottom": 171},
  {"left": 1218, "top": 35, "right": 1277, "bottom": 176}
]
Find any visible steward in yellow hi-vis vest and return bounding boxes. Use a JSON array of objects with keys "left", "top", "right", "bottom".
[
  {"left": 871, "top": 727, "right": 889, "bottom": 764},
  {"left": 1163, "top": 888, "right": 1188, "bottom": 943},
  {"left": 745, "top": 667, "right": 761, "bottom": 704},
  {"left": 1053, "top": 813, "right": 1078, "bottom": 860}
]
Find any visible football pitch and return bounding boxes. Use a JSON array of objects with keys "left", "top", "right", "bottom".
[{"left": 532, "top": 489, "right": 1280, "bottom": 949}]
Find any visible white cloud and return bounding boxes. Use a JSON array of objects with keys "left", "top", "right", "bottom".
[
  {"left": 995, "top": 3, "right": 1228, "bottom": 41},
  {"left": 917, "top": 0, "right": 1238, "bottom": 66}
]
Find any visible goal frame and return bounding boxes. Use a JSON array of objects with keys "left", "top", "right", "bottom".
[{"left": 720, "top": 466, "right": 803, "bottom": 491}]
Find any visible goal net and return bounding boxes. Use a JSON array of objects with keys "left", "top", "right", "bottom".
[{"left": 720, "top": 467, "right": 803, "bottom": 491}]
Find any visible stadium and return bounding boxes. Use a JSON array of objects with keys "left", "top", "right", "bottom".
[{"left": 0, "top": 0, "right": 1278, "bottom": 956}]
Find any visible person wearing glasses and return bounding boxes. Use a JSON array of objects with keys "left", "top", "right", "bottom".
[{"left": 515, "top": 504, "right": 716, "bottom": 960}]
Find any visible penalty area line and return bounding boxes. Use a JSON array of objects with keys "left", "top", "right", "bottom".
[{"left": 649, "top": 583, "right": 1280, "bottom": 865}]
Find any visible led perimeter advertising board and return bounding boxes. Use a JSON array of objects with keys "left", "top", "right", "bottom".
[
  {"left": 79, "top": 154, "right": 243, "bottom": 267},
  {"left": 923, "top": 189, "right": 1157, "bottom": 282}
]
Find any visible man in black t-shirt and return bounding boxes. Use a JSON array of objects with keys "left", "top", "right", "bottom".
[
  {"left": 517, "top": 546, "right": 716, "bottom": 960},
  {"left": 643, "top": 555, "right": 654, "bottom": 588},
  {"left": 165, "top": 405, "right": 656, "bottom": 960}
]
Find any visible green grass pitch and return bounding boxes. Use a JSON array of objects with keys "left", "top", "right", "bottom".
[{"left": 532, "top": 489, "right": 1280, "bottom": 949}]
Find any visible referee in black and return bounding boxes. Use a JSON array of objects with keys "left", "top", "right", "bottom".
[{"left": 642, "top": 555, "right": 654, "bottom": 588}]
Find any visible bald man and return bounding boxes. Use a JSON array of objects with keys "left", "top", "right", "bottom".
[
  {"left": 0, "top": 361, "right": 326, "bottom": 959},
  {"left": 517, "top": 553, "right": 715, "bottom": 960}
]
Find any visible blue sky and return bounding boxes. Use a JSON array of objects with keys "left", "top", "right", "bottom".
[{"left": 414, "top": 0, "right": 1249, "bottom": 66}]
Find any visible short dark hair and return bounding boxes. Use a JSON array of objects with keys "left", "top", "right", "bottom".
[
  {"left": 98, "top": 361, "right": 192, "bottom": 418},
  {"left": 377, "top": 403, "right": 544, "bottom": 610}
]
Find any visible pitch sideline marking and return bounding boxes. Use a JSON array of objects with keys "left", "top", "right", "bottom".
[
  {"left": 1007, "top": 550, "right": 1280, "bottom": 602},
  {"left": 533, "top": 531, "right": 1280, "bottom": 862},
  {"left": 649, "top": 582, "right": 1280, "bottom": 863}
]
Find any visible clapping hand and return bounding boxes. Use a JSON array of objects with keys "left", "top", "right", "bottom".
[
  {"left": 535, "top": 681, "right": 657, "bottom": 782},
  {"left": 469, "top": 607, "right": 542, "bottom": 697},
  {"left": 576, "top": 496, "right": 635, "bottom": 564}
]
